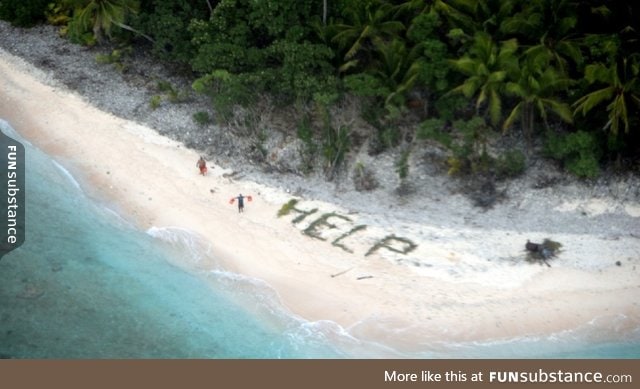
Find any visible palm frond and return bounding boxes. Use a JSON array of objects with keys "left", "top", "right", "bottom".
[
  {"left": 607, "top": 95, "right": 628, "bottom": 135},
  {"left": 504, "top": 81, "right": 525, "bottom": 97},
  {"left": 488, "top": 88, "right": 502, "bottom": 125},
  {"left": 502, "top": 101, "right": 523, "bottom": 132},
  {"left": 573, "top": 87, "right": 614, "bottom": 116},
  {"left": 584, "top": 63, "right": 613, "bottom": 84},
  {"left": 449, "top": 57, "right": 477, "bottom": 75},
  {"left": 487, "top": 70, "right": 507, "bottom": 83},
  {"left": 543, "top": 99, "right": 574, "bottom": 124},
  {"left": 338, "top": 59, "right": 360, "bottom": 73}
]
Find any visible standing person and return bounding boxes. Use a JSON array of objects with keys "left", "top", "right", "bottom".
[
  {"left": 196, "top": 156, "right": 207, "bottom": 176},
  {"left": 229, "top": 193, "right": 252, "bottom": 213}
]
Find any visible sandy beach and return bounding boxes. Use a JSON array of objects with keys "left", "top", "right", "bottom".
[{"left": 1, "top": 46, "right": 640, "bottom": 353}]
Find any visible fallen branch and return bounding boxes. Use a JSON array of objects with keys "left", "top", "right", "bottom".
[{"left": 330, "top": 267, "right": 353, "bottom": 278}]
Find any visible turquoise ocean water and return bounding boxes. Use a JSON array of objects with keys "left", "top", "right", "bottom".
[{"left": 1, "top": 119, "right": 638, "bottom": 358}]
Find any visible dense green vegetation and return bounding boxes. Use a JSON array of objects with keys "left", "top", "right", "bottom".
[{"left": 2, "top": 0, "right": 638, "bottom": 180}]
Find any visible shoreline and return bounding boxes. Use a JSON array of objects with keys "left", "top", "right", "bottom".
[{"left": 1, "top": 48, "right": 640, "bottom": 354}]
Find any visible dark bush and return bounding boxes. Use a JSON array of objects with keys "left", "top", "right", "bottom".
[
  {"left": 134, "top": 0, "right": 210, "bottom": 64},
  {"left": 546, "top": 131, "right": 601, "bottom": 178},
  {"left": 0, "top": 0, "right": 49, "bottom": 27},
  {"left": 496, "top": 150, "right": 526, "bottom": 179}
]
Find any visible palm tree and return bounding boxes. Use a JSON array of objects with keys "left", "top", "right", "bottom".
[
  {"left": 371, "top": 39, "right": 425, "bottom": 111},
  {"left": 447, "top": 0, "right": 518, "bottom": 36},
  {"left": 68, "top": 0, "right": 153, "bottom": 44},
  {"left": 501, "top": 0, "right": 583, "bottom": 76},
  {"left": 329, "top": 0, "right": 405, "bottom": 73},
  {"left": 449, "top": 31, "right": 519, "bottom": 126},
  {"left": 394, "top": 0, "right": 468, "bottom": 22},
  {"left": 503, "top": 51, "right": 574, "bottom": 139},
  {"left": 573, "top": 55, "right": 640, "bottom": 136}
]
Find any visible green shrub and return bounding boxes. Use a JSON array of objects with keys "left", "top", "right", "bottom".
[
  {"left": 149, "top": 95, "right": 162, "bottom": 110},
  {"left": 188, "top": 1, "right": 336, "bottom": 105},
  {"left": 166, "top": 89, "right": 187, "bottom": 103},
  {"left": 566, "top": 154, "right": 600, "bottom": 178},
  {"left": 67, "top": 22, "right": 97, "bottom": 46},
  {"left": 296, "top": 116, "right": 317, "bottom": 174},
  {"left": 192, "top": 70, "right": 253, "bottom": 122},
  {"left": 419, "top": 117, "right": 492, "bottom": 176},
  {"left": 323, "top": 124, "right": 350, "bottom": 180},
  {"left": 361, "top": 105, "right": 401, "bottom": 154},
  {"left": 416, "top": 118, "right": 451, "bottom": 148},
  {"left": 96, "top": 49, "right": 128, "bottom": 72},
  {"left": 45, "top": 2, "right": 72, "bottom": 27},
  {"left": 156, "top": 80, "right": 173, "bottom": 92},
  {"left": 378, "top": 126, "right": 402, "bottom": 151},
  {"left": 0, "top": 0, "right": 48, "bottom": 27},
  {"left": 421, "top": 118, "right": 526, "bottom": 179},
  {"left": 153, "top": 80, "right": 189, "bottom": 103},
  {"left": 133, "top": 0, "right": 210, "bottom": 64},
  {"left": 343, "top": 73, "right": 390, "bottom": 100},
  {"left": 546, "top": 131, "right": 601, "bottom": 178},
  {"left": 496, "top": 150, "right": 526, "bottom": 179},
  {"left": 434, "top": 94, "right": 469, "bottom": 122},
  {"left": 192, "top": 111, "right": 211, "bottom": 126},
  {"left": 396, "top": 148, "right": 411, "bottom": 180},
  {"left": 96, "top": 53, "right": 116, "bottom": 65}
]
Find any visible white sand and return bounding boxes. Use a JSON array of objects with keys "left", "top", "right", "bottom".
[{"left": 1, "top": 50, "right": 639, "bottom": 353}]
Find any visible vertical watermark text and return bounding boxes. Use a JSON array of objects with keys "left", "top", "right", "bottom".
[{"left": 1, "top": 129, "right": 25, "bottom": 259}]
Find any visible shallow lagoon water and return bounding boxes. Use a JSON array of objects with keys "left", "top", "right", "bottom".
[{"left": 0, "top": 120, "right": 638, "bottom": 358}]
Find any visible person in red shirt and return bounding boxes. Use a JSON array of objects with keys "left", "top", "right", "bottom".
[{"left": 196, "top": 156, "right": 207, "bottom": 176}]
